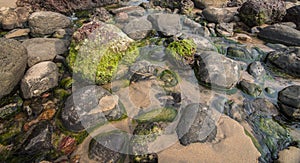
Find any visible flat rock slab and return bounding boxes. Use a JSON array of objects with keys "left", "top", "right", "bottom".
[
  {"left": 148, "top": 13, "right": 182, "bottom": 37},
  {"left": 22, "top": 38, "right": 69, "bottom": 67}
]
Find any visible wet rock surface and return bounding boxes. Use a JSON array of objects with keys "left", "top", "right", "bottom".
[{"left": 1, "top": 0, "right": 300, "bottom": 162}]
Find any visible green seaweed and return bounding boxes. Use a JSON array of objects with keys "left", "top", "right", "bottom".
[
  {"left": 166, "top": 39, "right": 196, "bottom": 60},
  {"left": 135, "top": 107, "right": 177, "bottom": 123}
]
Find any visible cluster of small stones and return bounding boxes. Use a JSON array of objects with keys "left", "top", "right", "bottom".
[{"left": 0, "top": 0, "right": 300, "bottom": 162}]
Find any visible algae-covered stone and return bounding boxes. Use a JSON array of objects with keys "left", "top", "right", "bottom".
[
  {"left": 166, "top": 39, "right": 196, "bottom": 61},
  {"left": 238, "top": 79, "right": 262, "bottom": 97},
  {"left": 135, "top": 107, "right": 177, "bottom": 123},
  {"left": 238, "top": 0, "right": 286, "bottom": 27},
  {"left": 67, "top": 21, "right": 139, "bottom": 85}
]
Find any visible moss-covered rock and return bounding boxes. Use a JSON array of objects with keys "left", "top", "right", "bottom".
[
  {"left": 166, "top": 39, "right": 196, "bottom": 61},
  {"left": 238, "top": 0, "right": 286, "bottom": 27},
  {"left": 135, "top": 107, "right": 177, "bottom": 123},
  {"left": 67, "top": 21, "right": 139, "bottom": 85}
]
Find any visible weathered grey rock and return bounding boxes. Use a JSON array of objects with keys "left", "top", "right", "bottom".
[
  {"left": 238, "top": 0, "right": 286, "bottom": 27},
  {"left": 278, "top": 85, "right": 300, "bottom": 120},
  {"left": 0, "top": 38, "right": 27, "bottom": 99},
  {"left": 16, "top": 0, "right": 119, "bottom": 15},
  {"left": 89, "top": 130, "right": 128, "bottom": 162},
  {"left": 193, "top": 0, "right": 228, "bottom": 9},
  {"left": 61, "top": 85, "right": 126, "bottom": 132},
  {"left": 150, "top": 0, "right": 194, "bottom": 14},
  {"left": 182, "top": 17, "right": 210, "bottom": 37},
  {"left": 226, "top": 46, "right": 255, "bottom": 62},
  {"left": 17, "top": 122, "right": 53, "bottom": 155},
  {"left": 267, "top": 48, "right": 300, "bottom": 77},
  {"left": 248, "top": 61, "right": 266, "bottom": 79},
  {"left": 123, "top": 17, "right": 152, "bottom": 40},
  {"left": 202, "top": 7, "right": 236, "bottom": 23},
  {"left": 194, "top": 51, "right": 241, "bottom": 89},
  {"left": 21, "top": 61, "right": 59, "bottom": 99},
  {"left": 284, "top": 5, "right": 300, "bottom": 30},
  {"left": 148, "top": 13, "right": 182, "bottom": 37},
  {"left": 180, "top": 33, "right": 216, "bottom": 51},
  {"left": 28, "top": 11, "right": 71, "bottom": 37},
  {"left": 177, "top": 103, "right": 217, "bottom": 146},
  {"left": 238, "top": 79, "right": 262, "bottom": 97},
  {"left": 246, "top": 98, "right": 279, "bottom": 116},
  {"left": 22, "top": 38, "right": 69, "bottom": 67},
  {"left": 216, "top": 23, "right": 234, "bottom": 37},
  {"left": 258, "top": 24, "right": 300, "bottom": 46},
  {"left": 0, "top": 7, "right": 29, "bottom": 30}
]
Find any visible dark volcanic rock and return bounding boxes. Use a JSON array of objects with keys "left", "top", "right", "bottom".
[
  {"left": 176, "top": 103, "right": 217, "bottom": 146},
  {"left": 0, "top": 38, "right": 27, "bottom": 99},
  {"left": 16, "top": 0, "right": 119, "bottom": 15},
  {"left": 61, "top": 85, "right": 126, "bottom": 132},
  {"left": 258, "top": 24, "right": 300, "bottom": 46},
  {"left": 266, "top": 48, "right": 300, "bottom": 77},
  {"left": 238, "top": 0, "right": 286, "bottom": 27},
  {"left": 278, "top": 85, "right": 300, "bottom": 120},
  {"left": 284, "top": 5, "right": 300, "bottom": 30},
  {"left": 89, "top": 130, "right": 128, "bottom": 162},
  {"left": 17, "top": 122, "right": 53, "bottom": 155}
]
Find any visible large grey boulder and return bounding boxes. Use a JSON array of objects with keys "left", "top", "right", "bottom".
[
  {"left": 28, "top": 11, "right": 71, "bottom": 37},
  {"left": 0, "top": 38, "right": 27, "bottom": 99},
  {"left": 202, "top": 7, "right": 236, "bottom": 23},
  {"left": 123, "top": 17, "right": 153, "bottom": 40},
  {"left": 193, "top": 0, "right": 228, "bottom": 9},
  {"left": 148, "top": 14, "right": 182, "bottom": 37},
  {"left": 21, "top": 61, "right": 59, "bottom": 99},
  {"left": 22, "top": 38, "right": 69, "bottom": 67},
  {"left": 278, "top": 85, "right": 300, "bottom": 120},
  {"left": 194, "top": 51, "right": 241, "bottom": 89},
  {"left": 258, "top": 24, "right": 300, "bottom": 46}
]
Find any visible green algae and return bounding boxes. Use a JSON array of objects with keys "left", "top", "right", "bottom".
[
  {"left": 135, "top": 107, "right": 177, "bottom": 123},
  {"left": 166, "top": 39, "right": 196, "bottom": 60}
]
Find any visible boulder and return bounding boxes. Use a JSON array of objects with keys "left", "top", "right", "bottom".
[
  {"left": 21, "top": 61, "right": 59, "bottom": 99},
  {"left": 267, "top": 48, "right": 300, "bottom": 77},
  {"left": 258, "top": 24, "right": 300, "bottom": 46},
  {"left": 123, "top": 17, "right": 153, "bottom": 40},
  {"left": 284, "top": 5, "right": 300, "bottom": 30},
  {"left": 176, "top": 103, "right": 217, "bottom": 146},
  {"left": 147, "top": 13, "right": 182, "bottom": 37},
  {"left": 0, "top": 38, "right": 27, "bottom": 99},
  {"left": 202, "top": 7, "right": 236, "bottom": 23},
  {"left": 194, "top": 51, "right": 241, "bottom": 89},
  {"left": 238, "top": 79, "right": 262, "bottom": 97},
  {"left": 238, "top": 0, "right": 286, "bottom": 27},
  {"left": 248, "top": 61, "right": 266, "bottom": 79},
  {"left": 278, "top": 85, "right": 300, "bottom": 120},
  {"left": 22, "top": 38, "right": 69, "bottom": 67},
  {"left": 149, "top": 0, "right": 194, "bottom": 14},
  {"left": 193, "top": 0, "right": 228, "bottom": 9},
  {"left": 0, "top": 7, "right": 29, "bottom": 30},
  {"left": 28, "top": 11, "right": 71, "bottom": 37},
  {"left": 61, "top": 85, "right": 126, "bottom": 132}
]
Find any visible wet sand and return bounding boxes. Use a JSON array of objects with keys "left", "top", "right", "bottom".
[{"left": 0, "top": 0, "right": 17, "bottom": 8}]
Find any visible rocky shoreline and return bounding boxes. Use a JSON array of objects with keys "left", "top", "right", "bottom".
[{"left": 0, "top": 0, "right": 300, "bottom": 162}]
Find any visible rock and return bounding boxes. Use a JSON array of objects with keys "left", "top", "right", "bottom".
[
  {"left": 67, "top": 21, "right": 136, "bottom": 85},
  {"left": 22, "top": 38, "right": 69, "bottom": 67},
  {"left": 0, "top": 38, "right": 27, "bottom": 99},
  {"left": 123, "top": 17, "right": 153, "bottom": 40},
  {"left": 176, "top": 103, "right": 217, "bottom": 146},
  {"left": 258, "top": 24, "right": 300, "bottom": 46},
  {"left": 284, "top": 5, "right": 300, "bottom": 30},
  {"left": 21, "top": 61, "right": 59, "bottom": 99},
  {"left": 202, "top": 7, "right": 236, "bottom": 23},
  {"left": 245, "top": 98, "right": 279, "bottom": 116},
  {"left": 28, "top": 11, "right": 71, "bottom": 37},
  {"left": 248, "top": 61, "right": 266, "bottom": 79},
  {"left": 16, "top": 0, "right": 119, "bottom": 15},
  {"left": 193, "top": 0, "right": 228, "bottom": 9},
  {"left": 278, "top": 85, "right": 300, "bottom": 120},
  {"left": 267, "top": 48, "right": 300, "bottom": 77},
  {"left": 150, "top": 0, "right": 194, "bottom": 14},
  {"left": 194, "top": 51, "right": 241, "bottom": 89},
  {"left": 226, "top": 46, "right": 255, "bottom": 61},
  {"left": 238, "top": 0, "right": 286, "bottom": 27},
  {"left": 216, "top": 23, "right": 234, "bottom": 37},
  {"left": 0, "top": 95, "right": 23, "bottom": 120},
  {"left": 180, "top": 33, "right": 216, "bottom": 51},
  {"left": 238, "top": 79, "right": 262, "bottom": 97},
  {"left": 92, "top": 7, "right": 112, "bottom": 22},
  {"left": 61, "top": 85, "right": 126, "bottom": 132},
  {"left": 4, "top": 28, "right": 30, "bottom": 40},
  {"left": 182, "top": 17, "right": 210, "bottom": 37},
  {"left": 89, "top": 130, "right": 128, "bottom": 162},
  {"left": 147, "top": 13, "right": 182, "bottom": 37},
  {"left": 16, "top": 122, "right": 53, "bottom": 155},
  {"left": 0, "top": 7, "right": 29, "bottom": 30},
  {"left": 277, "top": 147, "right": 300, "bottom": 163}
]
